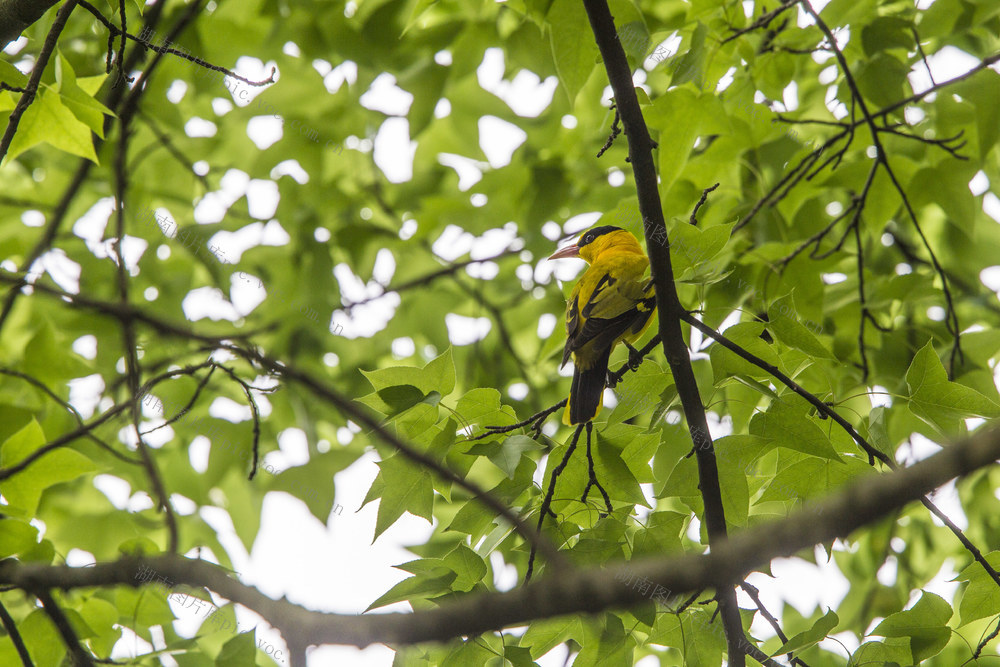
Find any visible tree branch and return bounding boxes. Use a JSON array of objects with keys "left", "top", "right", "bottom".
[
  {"left": 681, "top": 312, "right": 1000, "bottom": 594},
  {"left": 0, "top": 0, "right": 76, "bottom": 164},
  {"left": 799, "top": 0, "right": 962, "bottom": 374},
  {"left": 0, "top": 0, "right": 60, "bottom": 50},
  {"left": 35, "top": 589, "right": 94, "bottom": 666},
  {"left": 0, "top": 597, "right": 33, "bottom": 666},
  {"left": 224, "top": 344, "right": 569, "bottom": 572},
  {"left": 3, "top": 426, "right": 998, "bottom": 649},
  {"left": 581, "top": 0, "right": 746, "bottom": 662}
]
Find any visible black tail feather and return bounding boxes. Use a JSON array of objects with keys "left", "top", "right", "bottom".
[{"left": 568, "top": 346, "right": 614, "bottom": 424}]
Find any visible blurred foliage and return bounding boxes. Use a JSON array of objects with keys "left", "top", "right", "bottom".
[{"left": 0, "top": 0, "right": 999, "bottom": 664}]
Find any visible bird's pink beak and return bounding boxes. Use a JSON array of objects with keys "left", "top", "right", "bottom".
[{"left": 547, "top": 244, "right": 580, "bottom": 261}]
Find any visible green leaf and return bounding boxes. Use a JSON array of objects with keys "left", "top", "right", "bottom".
[
  {"left": 547, "top": 0, "right": 600, "bottom": 105},
  {"left": 0, "top": 60, "right": 27, "bottom": 90},
  {"left": 716, "top": 441, "right": 750, "bottom": 527},
  {"left": 18, "top": 609, "right": 66, "bottom": 666},
  {"left": 607, "top": 360, "right": 673, "bottom": 426},
  {"left": 668, "top": 219, "right": 735, "bottom": 279},
  {"left": 573, "top": 614, "right": 635, "bottom": 666},
  {"left": 267, "top": 457, "right": 341, "bottom": 524},
  {"left": 216, "top": 630, "right": 257, "bottom": 666},
  {"left": 871, "top": 591, "right": 952, "bottom": 662},
  {"left": 360, "top": 348, "right": 456, "bottom": 397},
  {"left": 767, "top": 295, "right": 834, "bottom": 358},
  {"left": 23, "top": 322, "right": 92, "bottom": 384},
  {"left": 377, "top": 384, "right": 427, "bottom": 413},
  {"left": 708, "top": 322, "right": 783, "bottom": 385},
  {"left": 0, "top": 419, "right": 97, "bottom": 516},
  {"left": 5, "top": 89, "right": 99, "bottom": 164},
  {"left": 647, "top": 608, "right": 727, "bottom": 666},
  {"left": 669, "top": 22, "right": 708, "bottom": 89},
  {"left": 650, "top": 88, "right": 702, "bottom": 190},
  {"left": 861, "top": 16, "right": 915, "bottom": 56},
  {"left": 372, "top": 454, "right": 434, "bottom": 541},
  {"left": 55, "top": 52, "right": 115, "bottom": 139},
  {"left": 776, "top": 608, "right": 839, "bottom": 655},
  {"left": 455, "top": 387, "right": 515, "bottom": 436},
  {"left": 758, "top": 456, "right": 872, "bottom": 505},
  {"left": 849, "top": 639, "right": 911, "bottom": 667},
  {"left": 0, "top": 518, "right": 39, "bottom": 557},
  {"left": 442, "top": 543, "right": 487, "bottom": 592},
  {"left": 365, "top": 571, "right": 456, "bottom": 612},
  {"left": 956, "top": 551, "right": 1000, "bottom": 625},
  {"left": 906, "top": 341, "right": 1000, "bottom": 432},
  {"left": 631, "top": 511, "right": 686, "bottom": 557},
  {"left": 856, "top": 53, "right": 911, "bottom": 108},
  {"left": 520, "top": 617, "right": 583, "bottom": 659},
  {"left": 487, "top": 435, "right": 544, "bottom": 478},
  {"left": 591, "top": 430, "right": 649, "bottom": 508},
  {"left": 749, "top": 400, "right": 843, "bottom": 462}
]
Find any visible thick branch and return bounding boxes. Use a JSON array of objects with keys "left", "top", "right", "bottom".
[
  {"left": 3, "top": 426, "right": 998, "bottom": 648},
  {"left": 0, "top": 0, "right": 59, "bottom": 49},
  {"left": 581, "top": 0, "right": 746, "bottom": 663}
]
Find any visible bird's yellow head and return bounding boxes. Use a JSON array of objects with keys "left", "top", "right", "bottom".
[{"left": 547, "top": 225, "right": 644, "bottom": 264}]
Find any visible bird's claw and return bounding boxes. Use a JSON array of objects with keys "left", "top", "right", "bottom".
[{"left": 625, "top": 343, "right": 643, "bottom": 371}]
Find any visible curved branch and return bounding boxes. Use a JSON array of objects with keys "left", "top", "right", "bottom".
[
  {"left": 3, "top": 426, "right": 998, "bottom": 649},
  {"left": 341, "top": 247, "right": 522, "bottom": 312},
  {"left": 224, "top": 344, "right": 569, "bottom": 571}
]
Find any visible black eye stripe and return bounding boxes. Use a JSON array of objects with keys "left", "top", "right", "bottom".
[{"left": 577, "top": 225, "right": 623, "bottom": 248}]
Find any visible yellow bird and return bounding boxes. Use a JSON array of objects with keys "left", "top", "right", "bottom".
[{"left": 548, "top": 225, "right": 657, "bottom": 425}]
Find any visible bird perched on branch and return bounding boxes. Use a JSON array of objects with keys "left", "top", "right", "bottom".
[{"left": 548, "top": 225, "right": 656, "bottom": 424}]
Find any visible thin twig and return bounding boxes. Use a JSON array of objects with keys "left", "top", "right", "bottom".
[
  {"left": 74, "top": 0, "right": 275, "bottom": 88},
  {"left": 35, "top": 590, "right": 95, "bottom": 667},
  {"left": 213, "top": 364, "right": 263, "bottom": 479},
  {"left": 683, "top": 313, "right": 1000, "bottom": 595},
  {"left": 0, "top": 1, "right": 77, "bottom": 164},
  {"left": 0, "top": 598, "right": 34, "bottom": 666},
  {"left": 525, "top": 423, "right": 584, "bottom": 583},
  {"left": 801, "top": 0, "right": 961, "bottom": 372},
  {"left": 597, "top": 105, "right": 622, "bottom": 158},
  {"left": 722, "top": 0, "right": 799, "bottom": 44},
  {"left": 689, "top": 183, "right": 720, "bottom": 226},
  {"left": 740, "top": 581, "right": 813, "bottom": 667},
  {"left": 580, "top": 422, "right": 613, "bottom": 514},
  {"left": 973, "top": 615, "right": 1000, "bottom": 659}
]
